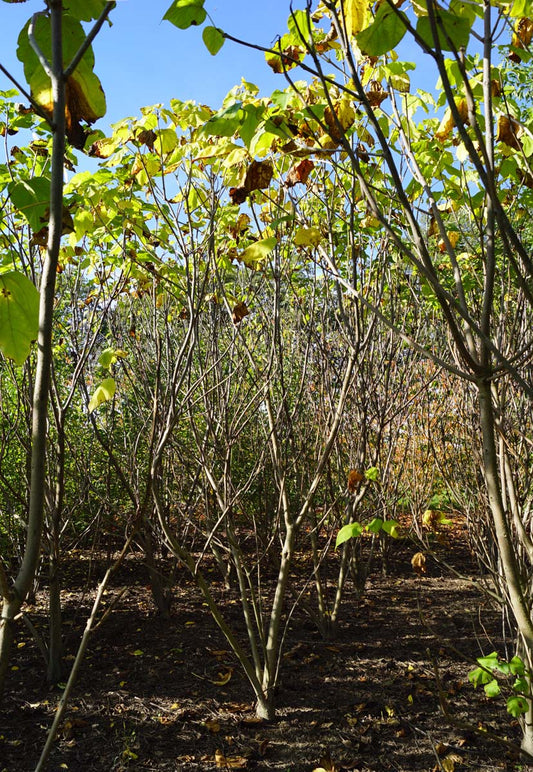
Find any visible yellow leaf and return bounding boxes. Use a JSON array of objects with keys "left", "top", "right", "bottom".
[
  {"left": 132, "top": 649, "right": 143, "bottom": 656},
  {"left": 215, "top": 749, "right": 248, "bottom": 769},
  {"left": 442, "top": 754, "right": 462, "bottom": 772},
  {"left": 294, "top": 227, "right": 323, "bottom": 247},
  {"left": 212, "top": 669, "right": 233, "bottom": 686},
  {"left": 340, "top": 0, "right": 371, "bottom": 35},
  {"left": 88, "top": 377, "right": 116, "bottom": 413},
  {"left": 435, "top": 99, "right": 469, "bottom": 141},
  {"left": 239, "top": 237, "right": 278, "bottom": 269}
]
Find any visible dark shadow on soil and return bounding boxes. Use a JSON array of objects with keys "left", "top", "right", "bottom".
[{"left": 0, "top": 534, "right": 528, "bottom": 772}]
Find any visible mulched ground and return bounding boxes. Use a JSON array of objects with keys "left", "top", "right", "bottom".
[{"left": 1, "top": 527, "right": 531, "bottom": 772}]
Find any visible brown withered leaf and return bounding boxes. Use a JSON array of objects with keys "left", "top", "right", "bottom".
[
  {"left": 366, "top": 80, "right": 389, "bottom": 107},
  {"left": 230, "top": 160, "right": 273, "bottom": 205},
  {"left": 356, "top": 143, "right": 369, "bottom": 162},
  {"left": 285, "top": 159, "right": 315, "bottom": 187},
  {"left": 411, "top": 552, "right": 427, "bottom": 575},
  {"left": 497, "top": 114, "right": 523, "bottom": 150},
  {"left": 324, "top": 106, "right": 342, "bottom": 145},
  {"left": 215, "top": 749, "right": 248, "bottom": 769},
  {"left": 229, "top": 186, "right": 248, "bottom": 205},
  {"left": 347, "top": 469, "right": 363, "bottom": 493},
  {"left": 312, "top": 750, "right": 339, "bottom": 772},
  {"left": 323, "top": 99, "right": 355, "bottom": 145},
  {"left": 435, "top": 99, "right": 469, "bottom": 141},
  {"left": 518, "top": 169, "right": 533, "bottom": 188},
  {"left": 509, "top": 17, "right": 533, "bottom": 61},
  {"left": 266, "top": 45, "right": 304, "bottom": 73},
  {"left": 136, "top": 129, "right": 156, "bottom": 149},
  {"left": 232, "top": 301, "right": 249, "bottom": 324},
  {"left": 64, "top": 77, "right": 101, "bottom": 149},
  {"left": 228, "top": 213, "right": 251, "bottom": 240},
  {"left": 244, "top": 159, "right": 273, "bottom": 192}
]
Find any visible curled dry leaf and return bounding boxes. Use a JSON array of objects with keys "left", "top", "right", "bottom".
[
  {"left": 285, "top": 159, "right": 315, "bottom": 187},
  {"left": 232, "top": 301, "right": 249, "bottom": 325},
  {"left": 496, "top": 115, "right": 523, "bottom": 150},
  {"left": 347, "top": 469, "right": 364, "bottom": 492},
  {"left": 435, "top": 98, "right": 469, "bottom": 141},
  {"left": 229, "top": 186, "right": 248, "bottom": 205},
  {"left": 366, "top": 80, "right": 389, "bottom": 107},
  {"left": 266, "top": 44, "right": 305, "bottom": 73},
  {"left": 411, "top": 551, "right": 427, "bottom": 575},
  {"left": 244, "top": 159, "right": 273, "bottom": 191},
  {"left": 230, "top": 160, "right": 274, "bottom": 205},
  {"left": 509, "top": 17, "right": 533, "bottom": 61},
  {"left": 215, "top": 749, "right": 248, "bottom": 769},
  {"left": 211, "top": 668, "right": 233, "bottom": 686},
  {"left": 136, "top": 129, "right": 156, "bottom": 149}
]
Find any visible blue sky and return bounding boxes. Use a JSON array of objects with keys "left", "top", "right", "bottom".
[{"left": 1, "top": 0, "right": 301, "bottom": 130}]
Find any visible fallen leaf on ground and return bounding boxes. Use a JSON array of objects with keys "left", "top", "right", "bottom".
[{"left": 215, "top": 749, "right": 248, "bottom": 768}]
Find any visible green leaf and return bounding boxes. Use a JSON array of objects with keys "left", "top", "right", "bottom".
[
  {"left": 64, "top": 0, "right": 111, "bottom": 21},
  {"left": 239, "top": 237, "right": 277, "bottom": 269},
  {"left": 8, "top": 177, "right": 50, "bottom": 232},
  {"left": 382, "top": 520, "right": 401, "bottom": 538},
  {"left": 17, "top": 15, "right": 106, "bottom": 133},
  {"left": 366, "top": 517, "right": 383, "bottom": 534},
  {"left": 202, "top": 26, "right": 225, "bottom": 55},
  {"left": 508, "top": 695, "right": 530, "bottom": 717},
  {"left": 510, "top": 0, "right": 533, "bottom": 17},
  {"left": 294, "top": 226, "right": 323, "bottom": 247},
  {"left": 98, "top": 347, "right": 128, "bottom": 370},
  {"left": 199, "top": 102, "right": 244, "bottom": 138},
  {"left": 365, "top": 466, "right": 379, "bottom": 481},
  {"left": 513, "top": 676, "right": 529, "bottom": 693},
  {"left": 484, "top": 678, "right": 501, "bottom": 698},
  {"left": 476, "top": 652, "right": 499, "bottom": 671},
  {"left": 510, "top": 656, "right": 526, "bottom": 676},
  {"left": 336, "top": 522, "right": 364, "bottom": 548},
  {"left": 416, "top": 10, "right": 471, "bottom": 51},
  {"left": 468, "top": 666, "right": 493, "bottom": 687},
  {"left": 88, "top": 377, "right": 116, "bottom": 413},
  {"left": 357, "top": 6, "right": 408, "bottom": 57},
  {"left": 0, "top": 271, "right": 39, "bottom": 365},
  {"left": 164, "top": 0, "right": 207, "bottom": 30}
]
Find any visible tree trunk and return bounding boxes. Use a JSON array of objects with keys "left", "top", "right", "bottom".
[{"left": 0, "top": 1, "right": 66, "bottom": 695}]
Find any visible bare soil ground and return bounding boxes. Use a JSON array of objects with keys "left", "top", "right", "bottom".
[{"left": 1, "top": 529, "right": 531, "bottom": 772}]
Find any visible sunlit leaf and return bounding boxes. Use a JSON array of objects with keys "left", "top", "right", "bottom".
[
  {"left": 203, "top": 25, "right": 225, "bottom": 55},
  {"left": 0, "top": 271, "right": 39, "bottom": 365},
  {"left": 294, "top": 226, "right": 323, "bottom": 247},
  {"left": 357, "top": 5, "right": 408, "bottom": 56},
  {"left": 215, "top": 749, "right": 248, "bottom": 769},
  {"left": 98, "top": 347, "right": 128, "bottom": 370},
  {"left": 211, "top": 669, "right": 232, "bottom": 686},
  {"left": 341, "top": 0, "right": 371, "bottom": 36},
  {"left": 238, "top": 237, "right": 277, "bottom": 269},
  {"left": 484, "top": 678, "right": 501, "bottom": 698},
  {"left": 366, "top": 517, "right": 383, "bottom": 534},
  {"left": 164, "top": 0, "right": 207, "bottom": 29},
  {"left": 336, "top": 522, "right": 364, "bottom": 548},
  {"left": 88, "top": 377, "right": 116, "bottom": 413},
  {"left": 411, "top": 552, "right": 426, "bottom": 574},
  {"left": 8, "top": 177, "right": 50, "bottom": 232},
  {"left": 416, "top": 9, "right": 471, "bottom": 51},
  {"left": 382, "top": 520, "right": 401, "bottom": 538},
  {"left": 17, "top": 15, "right": 106, "bottom": 147},
  {"left": 507, "top": 695, "right": 529, "bottom": 717}
]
